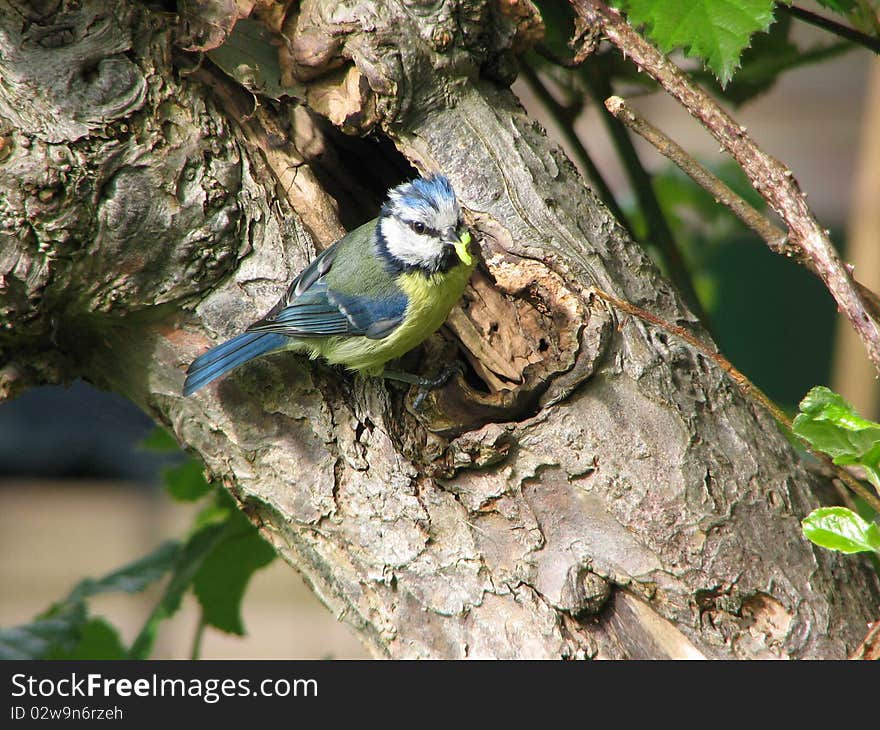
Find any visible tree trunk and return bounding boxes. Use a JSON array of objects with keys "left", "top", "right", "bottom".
[{"left": 1, "top": 0, "right": 877, "bottom": 658}]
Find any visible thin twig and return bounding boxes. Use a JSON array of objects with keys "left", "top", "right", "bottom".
[
  {"left": 535, "top": 42, "right": 582, "bottom": 69},
  {"left": 603, "top": 95, "right": 880, "bottom": 325},
  {"left": 190, "top": 614, "right": 206, "bottom": 660},
  {"left": 605, "top": 95, "right": 789, "bottom": 250},
  {"left": 850, "top": 619, "right": 880, "bottom": 660},
  {"left": 781, "top": 4, "right": 880, "bottom": 55},
  {"left": 572, "top": 0, "right": 880, "bottom": 376},
  {"left": 832, "top": 479, "right": 861, "bottom": 515},
  {"left": 591, "top": 286, "right": 880, "bottom": 514}
]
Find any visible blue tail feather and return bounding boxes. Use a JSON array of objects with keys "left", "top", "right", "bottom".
[{"left": 183, "top": 332, "right": 287, "bottom": 396}]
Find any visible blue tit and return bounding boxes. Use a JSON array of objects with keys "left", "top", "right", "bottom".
[{"left": 183, "top": 173, "right": 476, "bottom": 400}]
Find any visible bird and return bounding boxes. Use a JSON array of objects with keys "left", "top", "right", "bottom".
[{"left": 183, "top": 173, "right": 476, "bottom": 403}]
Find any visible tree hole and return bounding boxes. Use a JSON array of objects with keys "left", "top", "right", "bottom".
[{"left": 294, "top": 113, "right": 418, "bottom": 230}]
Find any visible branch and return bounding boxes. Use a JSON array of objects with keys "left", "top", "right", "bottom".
[
  {"left": 604, "top": 95, "right": 880, "bottom": 325},
  {"left": 781, "top": 4, "right": 880, "bottom": 55},
  {"left": 604, "top": 96, "right": 785, "bottom": 245},
  {"left": 850, "top": 619, "right": 880, "bottom": 660},
  {"left": 571, "top": 0, "right": 880, "bottom": 376}
]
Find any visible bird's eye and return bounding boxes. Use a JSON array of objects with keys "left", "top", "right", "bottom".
[{"left": 411, "top": 221, "right": 426, "bottom": 235}]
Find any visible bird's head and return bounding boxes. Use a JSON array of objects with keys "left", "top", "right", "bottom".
[{"left": 376, "top": 174, "right": 472, "bottom": 275}]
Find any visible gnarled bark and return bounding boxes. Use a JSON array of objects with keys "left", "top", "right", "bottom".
[{"left": 1, "top": 0, "right": 877, "bottom": 658}]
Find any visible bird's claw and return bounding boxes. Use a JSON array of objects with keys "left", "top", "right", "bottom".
[{"left": 413, "top": 361, "right": 465, "bottom": 410}]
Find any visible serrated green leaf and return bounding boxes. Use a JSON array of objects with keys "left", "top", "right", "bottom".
[
  {"left": 802, "top": 506, "right": 880, "bottom": 554},
  {"left": 618, "top": 0, "right": 778, "bottom": 84},
  {"left": 47, "top": 617, "right": 127, "bottom": 660},
  {"left": 697, "top": 15, "right": 853, "bottom": 106},
  {"left": 699, "top": 14, "right": 797, "bottom": 103},
  {"left": 193, "top": 511, "right": 275, "bottom": 635},
  {"left": 792, "top": 386, "right": 880, "bottom": 489},
  {"left": 710, "top": 40, "right": 851, "bottom": 106},
  {"left": 164, "top": 460, "right": 213, "bottom": 502}
]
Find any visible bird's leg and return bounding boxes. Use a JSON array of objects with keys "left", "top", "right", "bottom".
[{"left": 382, "top": 361, "right": 464, "bottom": 409}]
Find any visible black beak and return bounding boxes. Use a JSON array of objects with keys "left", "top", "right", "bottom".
[{"left": 441, "top": 227, "right": 459, "bottom": 245}]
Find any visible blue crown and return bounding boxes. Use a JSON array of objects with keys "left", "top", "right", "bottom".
[{"left": 384, "top": 174, "right": 458, "bottom": 218}]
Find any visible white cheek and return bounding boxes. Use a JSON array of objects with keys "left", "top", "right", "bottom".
[{"left": 381, "top": 217, "right": 442, "bottom": 267}]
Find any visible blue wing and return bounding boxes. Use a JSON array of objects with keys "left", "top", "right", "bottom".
[
  {"left": 245, "top": 244, "right": 408, "bottom": 340},
  {"left": 184, "top": 229, "right": 407, "bottom": 396}
]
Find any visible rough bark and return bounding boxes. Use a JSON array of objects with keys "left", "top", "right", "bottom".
[{"left": 1, "top": 0, "right": 877, "bottom": 658}]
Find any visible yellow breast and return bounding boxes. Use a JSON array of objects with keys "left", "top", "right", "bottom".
[{"left": 307, "top": 259, "right": 475, "bottom": 375}]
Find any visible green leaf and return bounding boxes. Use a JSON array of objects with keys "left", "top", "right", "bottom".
[
  {"left": 194, "top": 500, "right": 235, "bottom": 529},
  {"left": 130, "top": 487, "right": 277, "bottom": 652},
  {"left": 697, "top": 15, "right": 854, "bottom": 106},
  {"left": 815, "top": 1, "right": 857, "bottom": 13},
  {"left": 0, "top": 603, "right": 86, "bottom": 660},
  {"left": 140, "top": 426, "right": 180, "bottom": 452},
  {"left": 129, "top": 521, "right": 230, "bottom": 659},
  {"left": 193, "top": 512, "right": 276, "bottom": 635},
  {"left": 68, "top": 541, "right": 181, "bottom": 602},
  {"left": 47, "top": 618, "right": 127, "bottom": 660},
  {"left": 704, "top": 13, "right": 797, "bottom": 103},
  {"left": 531, "top": 0, "right": 577, "bottom": 58},
  {"left": 713, "top": 40, "right": 851, "bottom": 106},
  {"left": 0, "top": 542, "right": 179, "bottom": 659},
  {"left": 164, "top": 460, "right": 213, "bottom": 502},
  {"left": 792, "top": 386, "right": 880, "bottom": 488},
  {"left": 802, "top": 506, "right": 880, "bottom": 554},
  {"left": 617, "top": 0, "right": 779, "bottom": 84}
]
